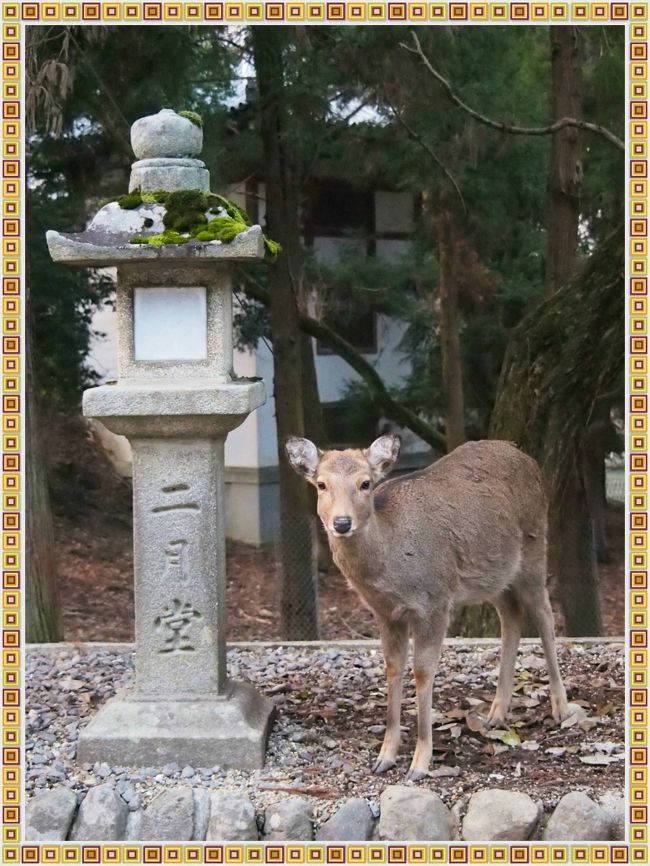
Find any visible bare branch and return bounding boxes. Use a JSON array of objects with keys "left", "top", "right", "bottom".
[
  {"left": 238, "top": 270, "right": 447, "bottom": 451},
  {"left": 402, "top": 30, "right": 624, "bottom": 153},
  {"left": 383, "top": 92, "right": 466, "bottom": 213}
]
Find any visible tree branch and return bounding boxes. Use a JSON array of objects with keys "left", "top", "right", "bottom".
[
  {"left": 239, "top": 272, "right": 447, "bottom": 451},
  {"left": 402, "top": 30, "right": 624, "bottom": 153},
  {"left": 383, "top": 92, "right": 466, "bottom": 213}
]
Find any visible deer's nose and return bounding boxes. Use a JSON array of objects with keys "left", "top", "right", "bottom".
[{"left": 333, "top": 516, "right": 352, "bottom": 534}]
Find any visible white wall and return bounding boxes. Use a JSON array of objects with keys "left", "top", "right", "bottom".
[{"left": 86, "top": 189, "right": 419, "bottom": 472}]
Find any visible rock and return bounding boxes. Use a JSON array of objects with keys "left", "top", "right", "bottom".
[
  {"left": 378, "top": 785, "right": 453, "bottom": 841},
  {"left": 139, "top": 788, "right": 194, "bottom": 841},
  {"left": 598, "top": 792, "right": 625, "bottom": 840},
  {"left": 131, "top": 109, "right": 203, "bottom": 160},
  {"left": 193, "top": 789, "right": 211, "bottom": 841},
  {"left": 264, "top": 797, "right": 313, "bottom": 841},
  {"left": 462, "top": 790, "right": 541, "bottom": 841},
  {"left": 126, "top": 809, "right": 142, "bottom": 842},
  {"left": 207, "top": 791, "right": 257, "bottom": 841},
  {"left": 316, "top": 798, "right": 374, "bottom": 841},
  {"left": 94, "top": 762, "right": 112, "bottom": 779},
  {"left": 543, "top": 791, "right": 610, "bottom": 841},
  {"left": 181, "top": 765, "right": 195, "bottom": 779},
  {"left": 70, "top": 783, "right": 128, "bottom": 841},
  {"left": 26, "top": 786, "right": 78, "bottom": 841}
]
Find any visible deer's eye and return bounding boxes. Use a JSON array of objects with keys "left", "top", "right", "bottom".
[
  {"left": 360, "top": 479, "right": 371, "bottom": 490},
  {"left": 317, "top": 481, "right": 327, "bottom": 491}
]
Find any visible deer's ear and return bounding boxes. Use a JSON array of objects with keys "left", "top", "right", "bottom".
[
  {"left": 285, "top": 436, "right": 321, "bottom": 480},
  {"left": 365, "top": 434, "right": 401, "bottom": 479}
]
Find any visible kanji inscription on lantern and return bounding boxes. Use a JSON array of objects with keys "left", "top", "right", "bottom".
[
  {"left": 151, "top": 482, "right": 200, "bottom": 514},
  {"left": 162, "top": 539, "right": 189, "bottom": 585},
  {"left": 155, "top": 598, "right": 202, "bottom": 653}
]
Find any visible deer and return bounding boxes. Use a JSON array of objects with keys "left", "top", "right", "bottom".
[{"left": 285, "top": 435, "right": 569, "bottom": 781}]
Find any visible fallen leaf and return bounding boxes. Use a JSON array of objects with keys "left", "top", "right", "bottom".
[
  {"left": 561, "top": 704, "right": 588, "bottom": 728},
  {"left": 465, "top": 713, "right": 486, "bottom": 734},
  {"left": 258, "top": 784, "right": 339, "bottom": 797},
  {"left": 486, "top": 728, "right": 521, "bottom": 747},
  {"left": 521, "top": 740, "right": 540, "bottom": 751},
  {"left": 545, "top": 747, "right": 566, "bottom": 757},
  {"left": 60, "top": 679, "right": 84, "bottom": 691},
  {"left": 430, "top": 765, "right": 461, "bottom": 778},
  {"left": 592, "top": 741, "right": 618, "bottom": 754},
  {"left": 579, "top": 755, "right": 618, "bottom": 766},
  {"left": 513, "top": 761, "right": 522, "bottom": 778}
]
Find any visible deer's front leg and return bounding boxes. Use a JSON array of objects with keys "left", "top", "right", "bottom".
[
  {"left": 373, "top": 619, "right": 409, "bottom": 774},
  {"left": 407, "top": 612, "right": 449, "bottom": 781}
]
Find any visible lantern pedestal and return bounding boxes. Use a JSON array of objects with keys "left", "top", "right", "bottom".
[
  {"left": 77, "top": 379, "right": 274, "bottom": 768},
  {"left": 77, "top": 683, "right": 273, "bottom": 770}
]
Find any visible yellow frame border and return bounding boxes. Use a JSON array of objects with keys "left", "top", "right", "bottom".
[{"left": 2, "top": 2, "right": 648, "bottom": 862}]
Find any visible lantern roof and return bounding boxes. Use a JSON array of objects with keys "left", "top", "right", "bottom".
[{"left": 46, "top": 108, "right": 265, "bottom": 267}]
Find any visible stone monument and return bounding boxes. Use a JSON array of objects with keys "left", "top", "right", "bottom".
[{"left": 47, "top": 109, "right": 275, "bottom": 768}]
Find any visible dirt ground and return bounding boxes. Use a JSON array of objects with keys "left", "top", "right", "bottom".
[
  {"left": 44, "top": 413, "right": 625, "bottom": 644},
  {"left": 26, "top": 641, "right": 624, "bottom": 819}
]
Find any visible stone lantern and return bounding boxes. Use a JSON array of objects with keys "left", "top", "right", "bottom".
[{"left": 47, "top": 109, "right": 274, "bottom": 768}]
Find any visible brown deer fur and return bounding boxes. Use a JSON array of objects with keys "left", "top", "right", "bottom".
[{"left": 285, "top": 435, "right": 569, "bottom": 780}]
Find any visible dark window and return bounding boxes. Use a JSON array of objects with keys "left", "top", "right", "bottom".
[
  {"left": 317, "top": 310, "right": 377, "bottom": 356},
  {"left": 304, "top": 180, "right": 372, "bottom": 237}
]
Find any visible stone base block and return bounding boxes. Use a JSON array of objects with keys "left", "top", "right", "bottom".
[{"left": 77, "top": 681, "right": 275, "bottom": 770}]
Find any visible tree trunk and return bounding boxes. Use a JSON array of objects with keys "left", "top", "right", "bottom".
[
  {"left": 300, "top": 331, "right": 325, "bottom": 446},
  {"left": 549, "top": 460, "right": 602, "bottom": 635},
  {"left": 545, "top": 26, "right": 583, "bottom": 296},
  {"left": 436, "top": 209, "right": 466, "bottom": 451},
  {"left": 252, "top": 27, "right": 319, "bottom": 639},
  {"left": 26, "top": 317, "right": 63, "bottom": 642},
  {"left": 491, "top": 226, "right": 623, "bottom": 637},
  {"left": 450, "top": 603, "right": 500, "bottom": 638},
  {"left": 300, "top": 330, "right": 333, "bottom": 571},
  {"left": 580, "top": 398, "right": 615, "bottom": 564}
]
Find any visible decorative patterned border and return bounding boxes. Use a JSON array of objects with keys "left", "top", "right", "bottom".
[{"left": 2, "top": 2, "right": 648, "bottom": 863}]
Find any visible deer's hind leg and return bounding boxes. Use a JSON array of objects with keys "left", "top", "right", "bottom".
[
  {"left": 373, "top": 618, "right": 409, "bottom": 774},
  {"left": 487, "top": 587, "right": 523, "bottom": 727},
  {"left": 516, "top": 580, "right": 569, "bottom": 723},
  {"left": 513, "top": 532, "right": 569, "bottom": 723}
]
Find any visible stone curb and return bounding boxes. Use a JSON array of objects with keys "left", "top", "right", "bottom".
[{"left": 27, "top": 785, "right": 625, "bottom": 843}]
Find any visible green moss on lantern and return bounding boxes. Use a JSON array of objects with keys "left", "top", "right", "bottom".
[
  {"left": 120, "top": 187, "right": 280, "bottom": 256},
  {"left": 179, "top": 110, "right": 203, "bottom": 128},
  {"left": 207, "top": 193, "right": 251, "bottom": 226},
  {"left": 130, "top": 229, "right": 190, "bottom": 247},
  {"left": 162, "top": 190, "right": 209, "bottom": 234},
  {"left": 117, "top": 191, "right": 143, "bottom": 209}
]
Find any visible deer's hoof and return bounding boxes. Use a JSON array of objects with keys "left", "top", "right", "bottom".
[
  {"left": 405, "top": 767, "right": 429, "bottom": 782},
  {"left": 486, "top": 702, "right": 508, "bottom": 728},
  {"left": 372, "top": 758, "right": 396, "bottom": 774},
  {"left": 551, "top": 696, "right": 571, "bottom": 723}
]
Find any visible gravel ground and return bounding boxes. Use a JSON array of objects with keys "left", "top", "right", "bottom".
[{"left": 26, "top": 641, "right": 624, "bottom": 827}]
